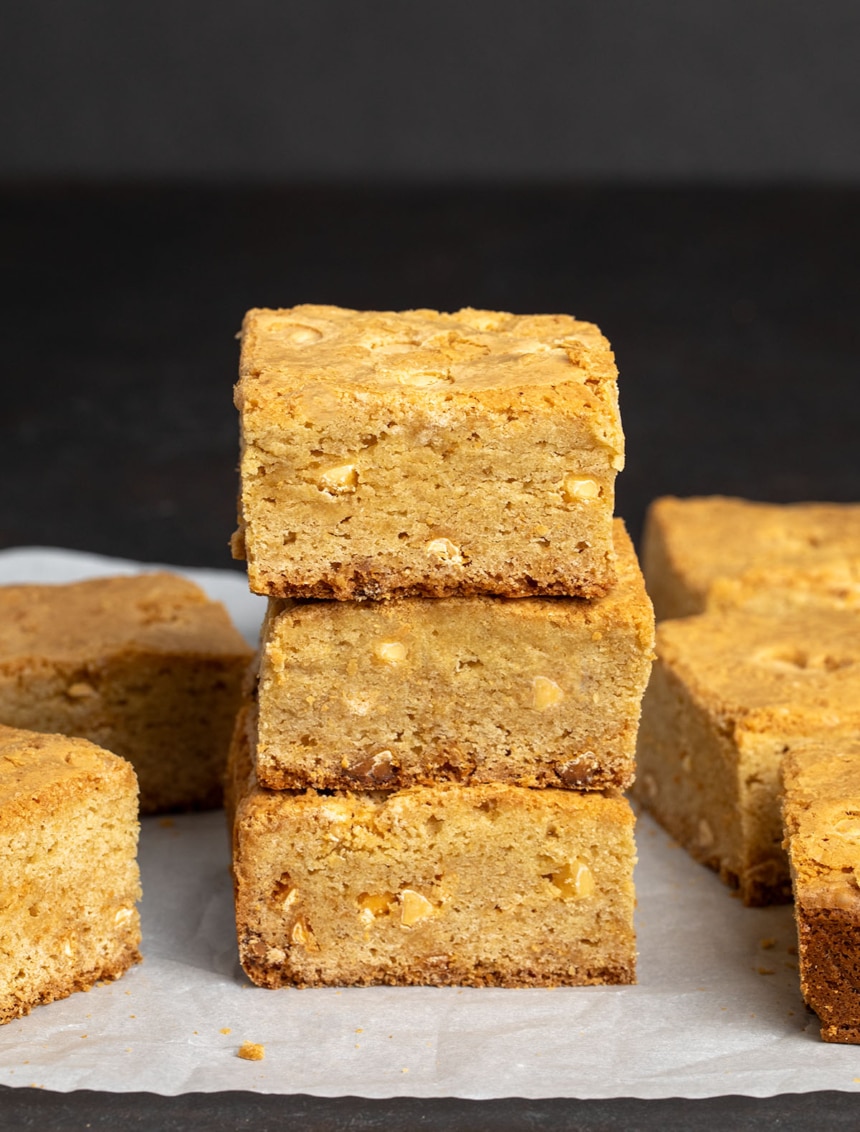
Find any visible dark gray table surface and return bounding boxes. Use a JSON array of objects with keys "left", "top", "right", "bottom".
[{"left": 1, "top": 183, "right": 859, "bottom": 1129}]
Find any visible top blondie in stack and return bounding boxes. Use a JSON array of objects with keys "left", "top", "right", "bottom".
[{"left": 229, "top": 305, "right": 654, "bottom": 988}]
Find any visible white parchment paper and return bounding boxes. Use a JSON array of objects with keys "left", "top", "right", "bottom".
[{"left": 1, "top": 547, "right": 859, "bottom": 1099}]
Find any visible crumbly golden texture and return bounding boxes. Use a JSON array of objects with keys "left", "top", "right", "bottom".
[
  {"left": 0, "top": 724, "right": 141, "bottom": 1024},
  {"left": 234, "top": 305, "right": 623, "bottom": 600},
  {"left": 782, "top": 738, "right": 860, "bottom": 1043},
  {"left": 237, "top": 1041, "right": 265, "bottom": 1061},
  {"left": 634, "top": 607, "right": 860, "bottom": 905},
  {"left": 228, "top": 717, "right": 636, "bottom": 988},
  {"left": 642, "top": 496, "right": 860, "bottom": 620},
  {"left": 254, "top": 521, "right": 654, "bottom": 792},
  {"left": 0, "top": 574, "right": 253, "bottom": 814}
]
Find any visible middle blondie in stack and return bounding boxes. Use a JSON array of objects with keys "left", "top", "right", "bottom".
[{"left": 229, "top": 305, "right": 655, "bottom": 987}]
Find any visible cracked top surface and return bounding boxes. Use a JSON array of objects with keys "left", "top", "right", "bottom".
[
  {"left": 0, "top": 574, "right": 252, "bottom": 663},
  {"left": 782, "top": 736, "right": 860, "bottom": 903},
  {"left": 236, "top": 304, "right": 622, "bottom": 451},
  {"left": 0, "top": 723, "right": 134, "bottom": 816},
  {"left": 647, "top": 496, "right": 860, "bottom": 601},
  {"left": 656, "top": 607, "right": 860, "bottom": 733}
]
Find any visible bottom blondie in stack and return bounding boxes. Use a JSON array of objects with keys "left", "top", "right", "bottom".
[
  {"left": 228, "top": 521, "right": 654, "bottom": 988},
  {"left": 227, "top": 717, "right": 637, "bottom": 987}
]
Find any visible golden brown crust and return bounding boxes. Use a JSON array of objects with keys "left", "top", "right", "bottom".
[
  {"left": 253, "top": 746, "right": 634, "bottom": 793},
  {"left": 237, "top": 306, "right": 621, "bottom": 436},
  {"left": 655, "top": 607, "right": 860, "bottom": 728},
  {"left": 242, "top": 561, "right": 615, "bottom": 602},
  {"left": 235, "top": 305, "right": 623, "bottom": 601},
  {"left": 0, "top": 723, "right": 138, "bottom": 814},
  {"left": 643, "top": 495, "right": 860, "bottom": 621},
  {"left": 0, "top": 573, "right": 250, "bottom": 662},
  {"left": 236, "top": 953, "right": 634, "bottom": 990}
]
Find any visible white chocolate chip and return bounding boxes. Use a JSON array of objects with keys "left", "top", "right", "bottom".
[
  {"left": 374, "top": 640, "right": 408, "bottom": 665},
  {"left": 395, "top": 369, "right": 449, "bottom": 387},
  {"left": 114, "top": 907, "right": 134, "bottom": 926},
  {"left": 426, "top": 537, "right": 464, "bottom": 565},
  {"left": 319, "top": 464, "right": 358, "bottom": 493},
  {"left": 532, "top": 676, "right": 564, "bottom": 710},
  {"left": 399, "top": 889, "right": 434, "bottom": 928},
  {"left": 511, "top": 338, "right": 560, "bottom": 356},
  {"left": 833, "top": 818, "right": 860, "bottom": 841},
  {"left": 561, "top": 475, "right": 600, "bottom": 503},
  {"left": 66, "top": 682, "right": 96, "bottom": 699},
  {"left": 286, "top": 324, "right": 322, "bottom": 345},
  {"left": 831, "top": 884, "right": 860, "bottom": 911},
  {"left": 549, "top": 859, "right": 595, "bottom": 899},
  {"left": 358, "top": 892, "right": 395, "bottom": 917},
  {"left": 640, "top": 773, "right": 658, "bottom": 800},
  {"left": 344, "top": 695, "right": 373, "bottom": 716},
  {"left": 290, "top": 921, "right": 309, "bottom": 947},
  {"left": 697, "top": 819, "right": 714, "bottom": 848}
]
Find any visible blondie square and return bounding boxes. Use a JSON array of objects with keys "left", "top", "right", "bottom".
[
  {"left": 234, "top": 305, "right": 624, "bottom": 600},
  {"left": 0, "top": 724, "right": 141, "bottom": 1024},
  {"left": 0, "top": 574, "right": 253, "bottom": 813},
  {"left": 634, "top": 607, "right": 860, "bottom": 905},
  {"left": 253, "top": 520, "right": 654, "bottom": 792},
  {"left": 228, "top": 716, "right": 637, "bottom": 988},
  {"left": 782, "top": 737, "right": 860, "bottom": 1043},
  {"left": 642, "top": 496, "right": 860, "bottom": 620}
]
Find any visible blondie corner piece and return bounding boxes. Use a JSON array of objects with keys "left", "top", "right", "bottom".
[
  {"left": 0, "top": 724, "right": 141, "bottom": 1024},
  {"left": 782, "top": 737, "right": 860, "bottom": 1044},
  {"left": 254, "top": 520, "right": 654, "bottom": 792},
  {"left": 634, "top": 606, "right": 860, "bottom": 906},
  {"left": 228, "top": 718, "right": 636, "bottom": 988},
  {"left": 0, "top": 573, "right": 253, "bottom": 814},
  {"left": 234, "top": 305, "right": 623, "bottom": 600},
  {"left": 642, "top": 495, "right": 860, "bottom": 621}
]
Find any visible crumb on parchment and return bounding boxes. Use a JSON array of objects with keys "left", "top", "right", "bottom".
[{"left": 238, "top": 1041, "right": 265, "bottom": 1061}]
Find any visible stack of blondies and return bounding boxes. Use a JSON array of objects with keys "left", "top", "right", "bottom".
[{"left": 228, "top": 304, "right": 655, "bottom": 988}]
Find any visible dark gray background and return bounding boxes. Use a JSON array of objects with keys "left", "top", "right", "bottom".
[{"left": 4, "top": 0, "right": 860, "bottom": 182}]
